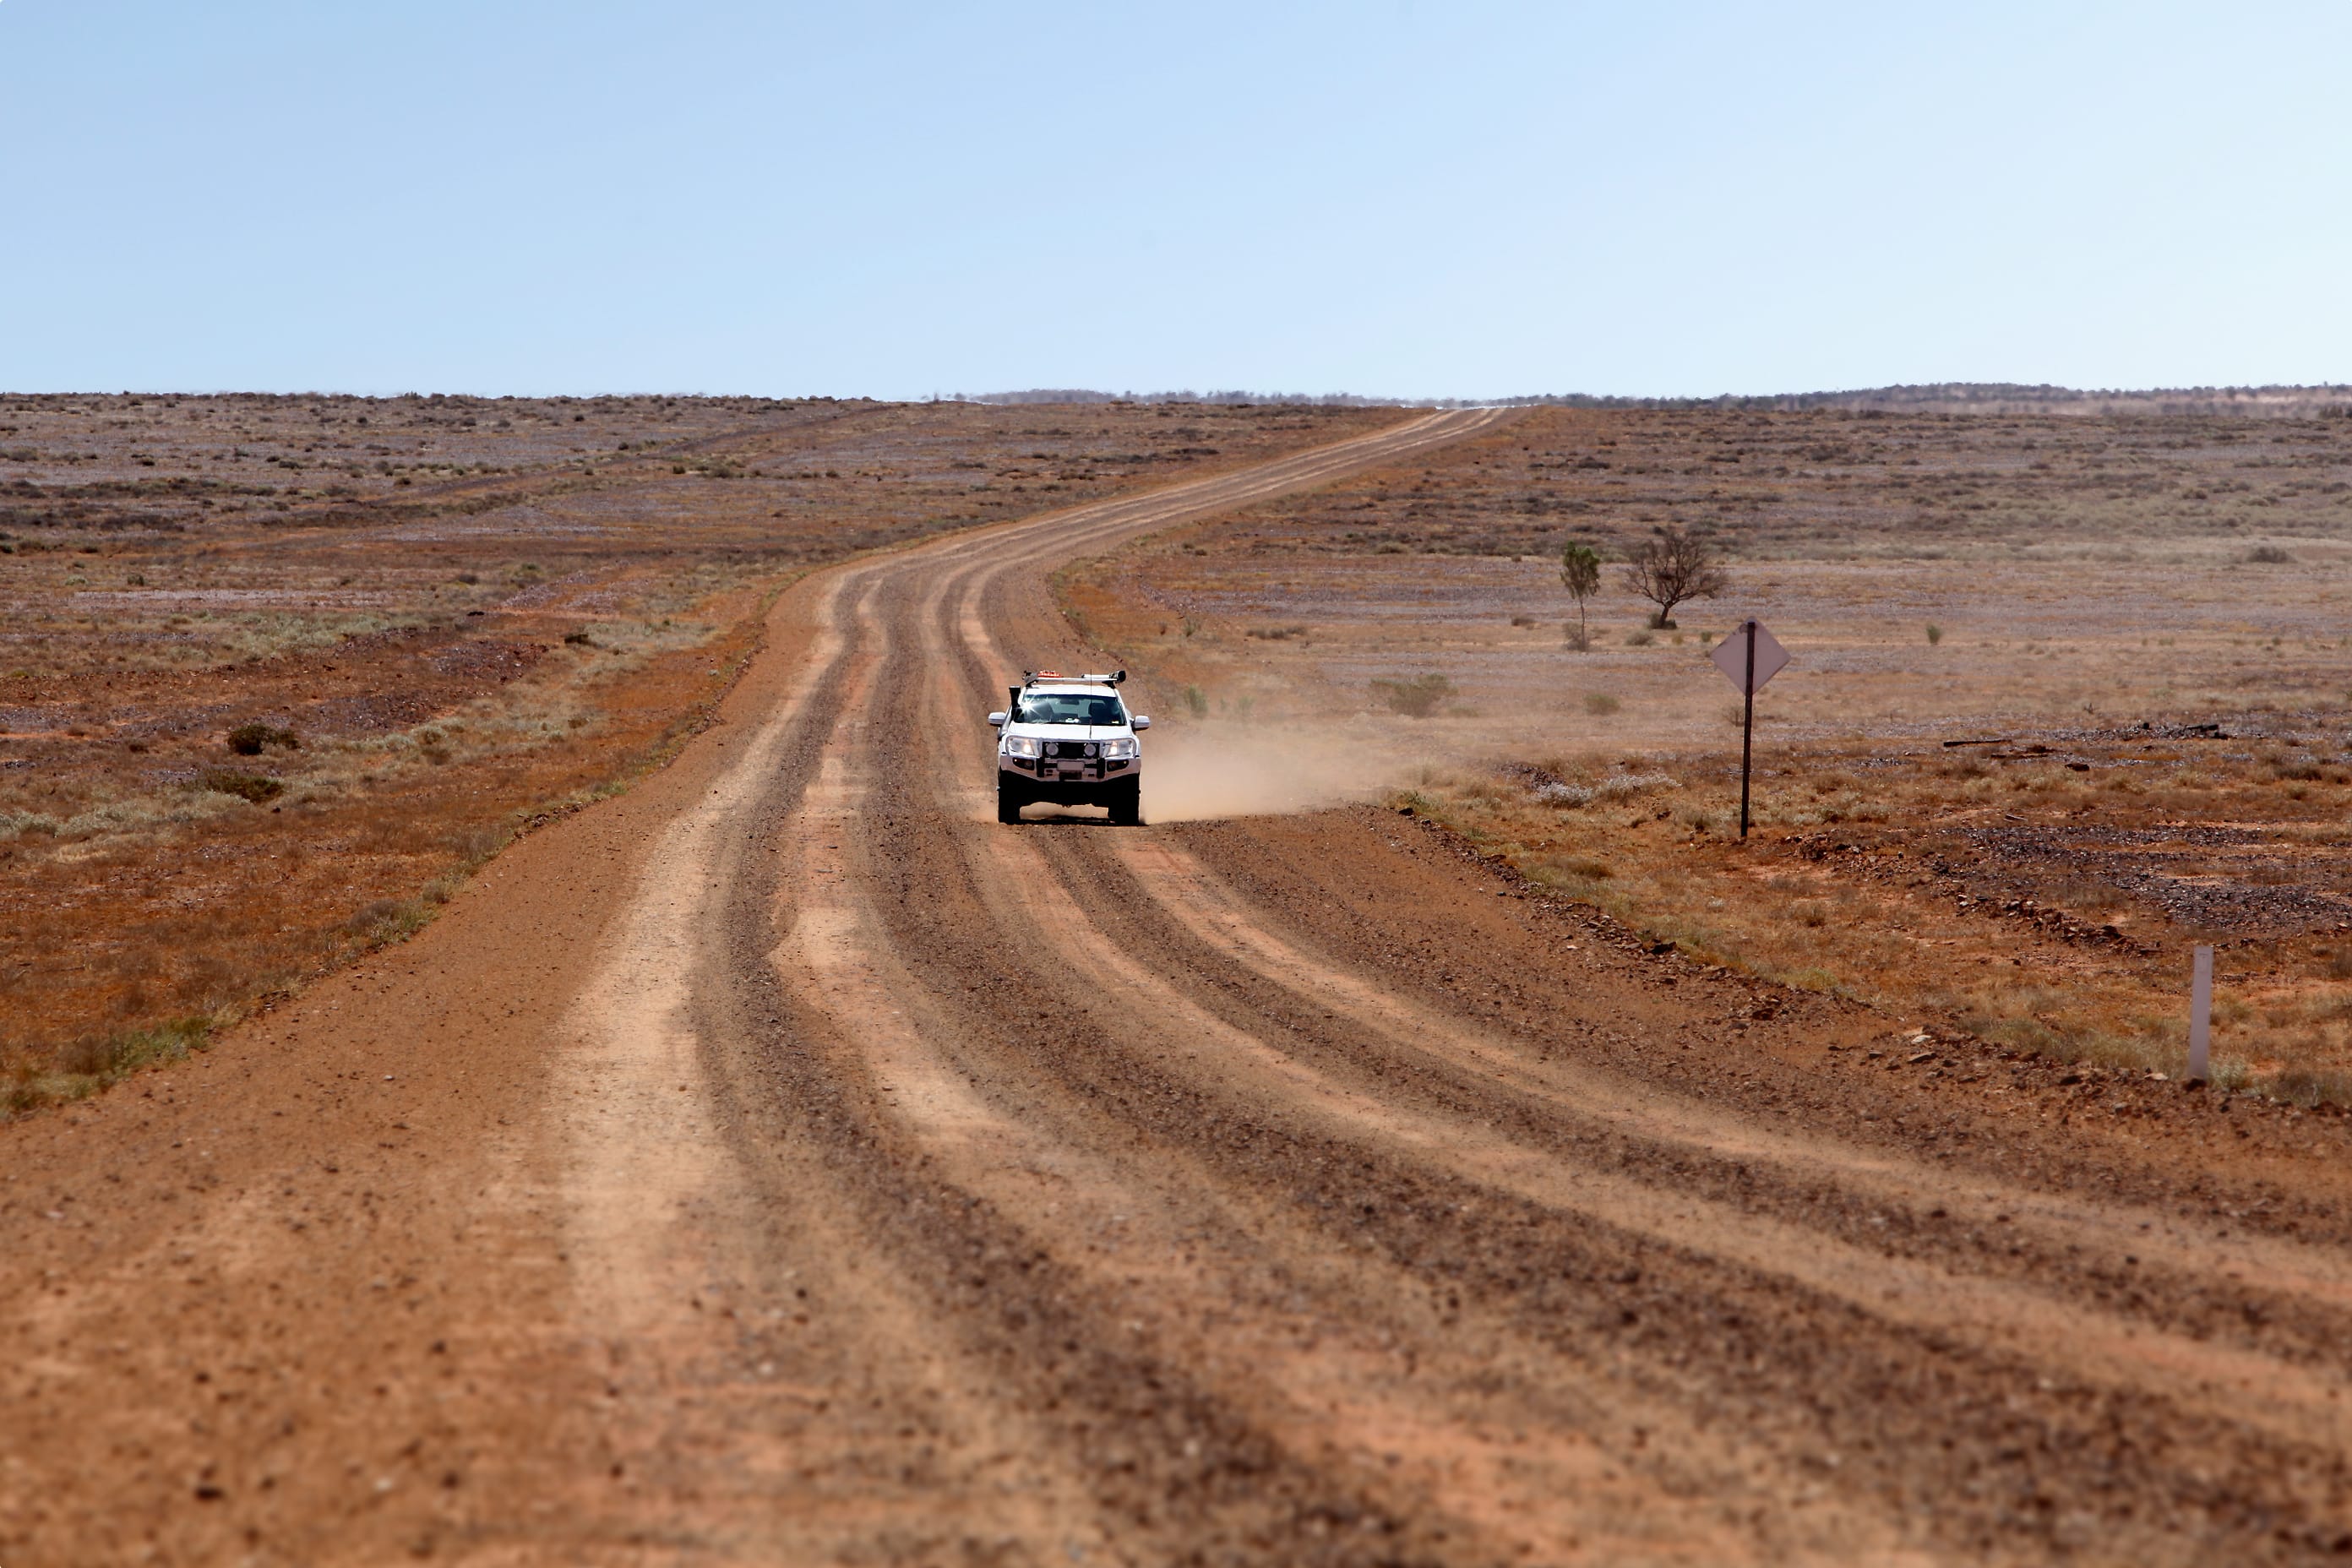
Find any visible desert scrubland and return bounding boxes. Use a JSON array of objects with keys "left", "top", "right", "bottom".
[
  {"left": 0, "top": 393, "right": 1402, "bottom": 1102},
  {"left": 18, "top": 406, "right": 2352, "bottom": 1564},
  {"left": 1063, "top": 401, "right": 2352, "bottom": 1097}
]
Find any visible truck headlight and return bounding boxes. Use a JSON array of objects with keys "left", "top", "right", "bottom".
[
  {"left": 1100, "top": 737, "right": 1139, "bottom": 760},
  {"left": 1002, "top": 735, "right": 1042, "bottom": 758}
]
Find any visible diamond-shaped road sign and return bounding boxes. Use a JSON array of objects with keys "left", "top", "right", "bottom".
[{"left": 1711, "top": 619, "right": 1788, "bottom": 696}]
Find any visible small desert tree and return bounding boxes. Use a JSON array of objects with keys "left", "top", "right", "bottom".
[
  {"left": 1559, "top": 542, "right": 1601, "bottom": 651},
  {"left": 1622, "top": 525, "right": 1729, "bottom": 629}
]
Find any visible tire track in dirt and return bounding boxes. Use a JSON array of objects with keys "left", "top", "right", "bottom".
[
  {"left": 750, "top": 406, "right": 2352, "bottom": 1562},
  {"left": 1101, "top": 836, "right": 2352, "bottom": 1381},
  {"left": 1157, "top": 813, "right": 2352, "bottom": 1375},
  {"left": 0, "top": 411, "right": 1502, "bottom": 1567},
  {"left": 776, "top": 480, "right": 1863, "bottom": 1563},
  {"left": 855, "top": 751, "right": 2352, "bottom": 1563},
  {"left": 564, "top": 407, "right": 1542, "bottom": 1564}
]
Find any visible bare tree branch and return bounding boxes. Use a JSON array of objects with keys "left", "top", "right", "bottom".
[{"left": 1621, "top": 526, "right": 1729, "bottom": 628}]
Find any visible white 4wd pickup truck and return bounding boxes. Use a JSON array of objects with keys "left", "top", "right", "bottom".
[{"left": 988, "top": 670, "right": 1150, "bottom": 825}]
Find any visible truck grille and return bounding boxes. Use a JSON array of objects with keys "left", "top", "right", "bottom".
[{"left": 1046, "top": 740, "right": 1094, "bottom": 760}]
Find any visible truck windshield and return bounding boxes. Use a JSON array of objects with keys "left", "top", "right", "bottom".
[{"left": 1016, "top": 692, "right": 1125, "bottom": 725}]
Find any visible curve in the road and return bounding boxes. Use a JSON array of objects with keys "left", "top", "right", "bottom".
[{"left": 564, "top": 406, "right": 2352, "bottom": 1565}]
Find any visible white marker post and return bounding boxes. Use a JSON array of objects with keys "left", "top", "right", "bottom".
[
  {"left": 1708, "top": 619, "right": 1789, "bottom": 840},
  {"left": 2188, "top": 945, "right": 2213, "bottom": 1084}
]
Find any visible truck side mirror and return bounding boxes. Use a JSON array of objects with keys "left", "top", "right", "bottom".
[
  {"left": 987, "top": 711, "right": 1008, "bottom": 727},
  {"left": 1130, "top": 715, "right": 1151, "bottom": 730}
]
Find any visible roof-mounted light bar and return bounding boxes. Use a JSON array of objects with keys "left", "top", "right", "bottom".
[{"left": 1022, "top": 668, "right": 1126, "bottom": 686}]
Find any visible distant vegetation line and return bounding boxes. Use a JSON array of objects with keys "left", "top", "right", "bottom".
[{"left": 972, "top": 383, "right": 2352, "bottom": 416}]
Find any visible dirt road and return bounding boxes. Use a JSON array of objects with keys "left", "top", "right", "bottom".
[{"left": 11, "top": 408, "right": 2352, "bottom": 1565}]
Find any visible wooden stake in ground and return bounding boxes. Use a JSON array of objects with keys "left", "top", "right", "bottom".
[
  {"left": 1709, "top": 619, "right": 1789, "bottom": 840},
  {"left": 2189, "top": 945, "right": 2214, "bottom": 1082}
]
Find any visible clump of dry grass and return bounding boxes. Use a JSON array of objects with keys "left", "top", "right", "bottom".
[
  {"left": 4, "top": 1014, "right": 213, "bottom": 1114},
  {"left": 202, "top": 770, "right": 285, "bottom": 803}
]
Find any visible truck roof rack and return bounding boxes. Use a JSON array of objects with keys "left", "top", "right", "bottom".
[{"left": 1022, "top": 669, "right": 1125, "bottom": 687}]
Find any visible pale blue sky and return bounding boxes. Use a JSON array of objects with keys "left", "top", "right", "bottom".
[{"left": 3, "top": 3, "right": 2346, "bottom": 399}]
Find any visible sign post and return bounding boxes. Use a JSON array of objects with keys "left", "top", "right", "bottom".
[{"left": 1709, "top": 619, "right": 1788, "bottom": 841}]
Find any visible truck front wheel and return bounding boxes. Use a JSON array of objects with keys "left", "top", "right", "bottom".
[
  {"left": 996, "top": 781, "right": 1026, "bottom": 825},
  {"left": 1108, "top": 778, "right": 1143, "bottom": 826}
]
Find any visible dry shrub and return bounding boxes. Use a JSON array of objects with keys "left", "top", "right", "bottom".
[
  {"left": 1374, "top": 673, "right": 1455, "bottom": 717},
  {"left": 226, "top": 722, "right": 298, "bottom": 755},
  {"left": 201, "top": 770, "right": 283, "bottom": 804},
  {"left": 2269, "top": 1067, "right": 2352, "bottom": 1107}
]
